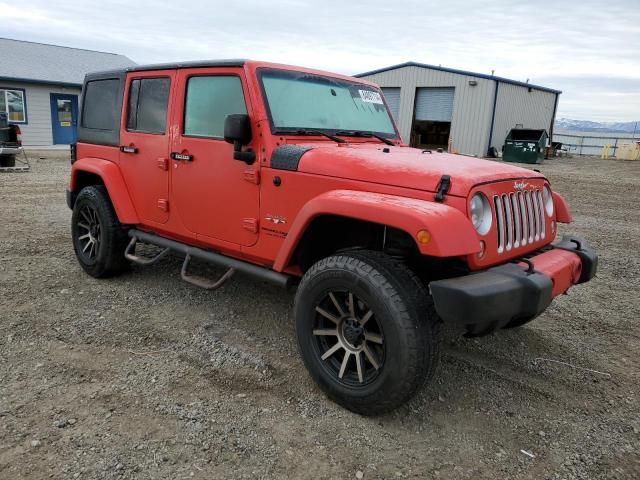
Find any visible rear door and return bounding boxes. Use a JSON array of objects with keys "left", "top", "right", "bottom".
[
  {"left": 169, "top": 68, "right": 260, "bottom": 246},
  {"left": 119, "top": 70, "right": 175, "bottom": 225}
]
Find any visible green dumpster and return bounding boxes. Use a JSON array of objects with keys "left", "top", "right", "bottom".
[{"left": 502, "top": 128, "right": 548, "bottom": 164}]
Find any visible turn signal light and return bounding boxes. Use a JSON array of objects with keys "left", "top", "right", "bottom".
[
  {"left": 476, "top": 240, "right": 486, "bottom": 258},
  {"left": 416, "top": 229, "right": 431, "bottom": 245}
]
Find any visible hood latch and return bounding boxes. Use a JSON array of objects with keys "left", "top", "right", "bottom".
[{"left": 434, "top": 175, "right": 451, "bottom": 203}]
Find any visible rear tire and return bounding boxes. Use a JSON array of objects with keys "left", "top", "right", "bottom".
[
  {"left": 0, "top": 154, "right": 16, "bottom": 167},
  {"left": 294, "top": 250, "right": 442, "bottom": 415},
  {"left": 71, "top": 185, "right": 130, "bottom": 278}
]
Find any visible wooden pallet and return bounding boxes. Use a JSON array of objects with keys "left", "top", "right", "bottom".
[
  {"left": 0, "top": 164, "right": 30, "bottom": 172},
  {"left": 0, "top": 147, "right": 30, "bottom": 172}
]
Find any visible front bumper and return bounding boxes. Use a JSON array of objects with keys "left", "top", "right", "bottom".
[{"left": 429, "top": 235, "right": 597, "bottom": 336}]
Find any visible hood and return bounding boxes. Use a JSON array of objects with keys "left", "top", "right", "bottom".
[{"left": 295, "top": 143, "right": 545, "bottom": 197}]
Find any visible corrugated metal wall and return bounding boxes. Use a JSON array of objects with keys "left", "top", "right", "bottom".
[
  {"left": 0, "top": 80, "right": 81, "bottom": 146},
  {"left": 381, "top": 87, "right": 400, "bottom": 122},
  {"left": 360, "top": 66, "right": 496, "bottom": 156},
  {"left": 490, "top": 83, "right": 557, "bottom": 151}
]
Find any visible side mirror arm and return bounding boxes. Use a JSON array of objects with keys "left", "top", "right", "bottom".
[
  {"left": 233, "top": 140, "right": 256, "bottom": 165},
  {"left": 224, "top": 114, "right": 255, "bottom": 165}
]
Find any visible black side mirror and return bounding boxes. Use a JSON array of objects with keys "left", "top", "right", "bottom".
[{"left": 224, "top": 114, "right": 255, "bottom": 164}]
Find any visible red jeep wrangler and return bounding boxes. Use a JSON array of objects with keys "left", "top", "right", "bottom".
[{"left": 68, "top": 60, "right": 597, "bottom": 415}]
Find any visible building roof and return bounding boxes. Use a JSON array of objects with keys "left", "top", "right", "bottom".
[
  {"left": 0, "top": 38, "right": 136, "bottom": 87},
  {"left": 355, "top": 61, "right": 561, "bottom": 94}
]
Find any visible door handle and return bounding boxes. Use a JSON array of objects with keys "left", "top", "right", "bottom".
[
  {"left": 120, "top": 145, "right": 138, "bottom": 154},
  {"left": 171, "top": 152, "right": 193, "bottom": 161}
]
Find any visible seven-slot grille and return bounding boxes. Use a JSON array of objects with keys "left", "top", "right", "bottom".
[{"left": 493, "top": 189, "right": 546, "bottom": 253}]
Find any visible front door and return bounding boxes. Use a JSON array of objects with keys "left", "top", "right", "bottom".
[
  {"left": 170, "top": 68, "right": 260, "bottom": 246},
  {"left": 50, "top": 93, "right": 78, "bottom": 144},
  {"left": 118, "top": 70, "right": 175, "bottom": 225}
]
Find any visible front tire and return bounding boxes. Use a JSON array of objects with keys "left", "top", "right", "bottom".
[
  {"left": 294, "top": 250, "right": 442, "bottom": 415},
  {"left": 71, "top": 185, "right": 129, "bottom": 278}
]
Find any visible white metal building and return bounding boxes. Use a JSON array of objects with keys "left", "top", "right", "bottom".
[
  {"left": 0, "top": 38, "right": 135, "bottom": 147},
  {"left": 356, "top": 62, "right": 561, "bottom": 157}
]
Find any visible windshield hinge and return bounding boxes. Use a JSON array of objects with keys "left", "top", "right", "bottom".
[
  {"left": 243, "top": 168, "right": 260, "bottom": 185},
  {"left": 434, "top": 175, "right": 451, "bottom": 203},
  {"left": 242, "top": 218, "right": 259, "bottom": 233}
]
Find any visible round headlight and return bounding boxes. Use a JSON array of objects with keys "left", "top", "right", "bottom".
[
  {"left": 470, "top": 193, "right": 492, "bottom": 235},
  {"left": 543, "top": 185, "right": 554, "bottom": 217}
]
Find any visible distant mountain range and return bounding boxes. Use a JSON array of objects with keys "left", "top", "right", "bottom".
[{"left": 555, "top": 118, "right": 639, "bottom": 134}]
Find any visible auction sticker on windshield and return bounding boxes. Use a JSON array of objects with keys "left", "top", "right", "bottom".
[{"left": 358, "top": 90, "right": 384, "bottom": 104}]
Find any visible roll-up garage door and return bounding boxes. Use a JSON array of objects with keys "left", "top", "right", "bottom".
[
  {"left": 381, "top": 87, "right": 400, "bottom": 122},
  {"left": 414, "top": 87, "right": 454, "bottom": 122}
]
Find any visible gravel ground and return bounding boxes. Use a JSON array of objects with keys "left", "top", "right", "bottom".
[{"left": 1, "top": 151, "right": 639, "bottom": 480}]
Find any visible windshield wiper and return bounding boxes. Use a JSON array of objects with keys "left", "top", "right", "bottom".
[
  {"left": 336, "top": 130, "right": 395, "bottom": 146},
  {"left": 281, "top": 129, "right": 345, "bottom": 143}
]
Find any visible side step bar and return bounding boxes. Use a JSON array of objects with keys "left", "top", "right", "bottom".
[{"left": 126, "top": 229, "right": 293, "bottom": 289}]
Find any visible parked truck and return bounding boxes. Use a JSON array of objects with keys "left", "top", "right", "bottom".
[{"left": 0, "top": 112, "right": 22, "bottom": 167}]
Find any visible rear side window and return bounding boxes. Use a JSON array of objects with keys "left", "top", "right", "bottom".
[
  {"left": 126, "top": 77, "right": 170, "bottom": 134},
  {"left": 184, "top": 76, "right": 246, "bottom": 138},
  {"left": 82, "top": 79, "right": 120, "bottom": 130}
]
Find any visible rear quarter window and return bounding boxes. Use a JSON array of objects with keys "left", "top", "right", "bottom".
[{"left": 81, "top": 79, "right": 120, "bottom": 130}]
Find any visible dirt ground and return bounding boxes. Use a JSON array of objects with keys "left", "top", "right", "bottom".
[{"left": 1, "top": 151, "right": 639, "bottom": 480}]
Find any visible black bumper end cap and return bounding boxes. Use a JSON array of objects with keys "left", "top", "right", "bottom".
[
  {"left": 430, "top": 263, "right": 553, "bottom": 336},
  {"left": 553, "top": 235, "right": 598, "bottom": 284}
]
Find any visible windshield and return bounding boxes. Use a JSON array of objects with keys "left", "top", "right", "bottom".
[{"left": 259, "top": 69, "right": 397, "bottom": 137}]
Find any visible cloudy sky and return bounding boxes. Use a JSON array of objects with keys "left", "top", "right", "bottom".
[{"left": 3, "top": 0, "right": 638, "bottom": 121}]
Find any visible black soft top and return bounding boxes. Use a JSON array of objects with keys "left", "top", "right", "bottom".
[
  {"left": 85, "top": 59, "right": 246, "bottom": 81},
  {"left": 78, "top": 60, "right": 246, "bottom": 146}
]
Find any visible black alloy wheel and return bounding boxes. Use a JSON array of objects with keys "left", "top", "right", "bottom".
[{"left": 312, "top": 290, "right": 385, "bottom": 386}]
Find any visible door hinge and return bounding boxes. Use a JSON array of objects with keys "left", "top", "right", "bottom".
[
  {"left": 242, "top": 218, "right": 258, "bottom": 233},
  {"left": 243, "top": 168, "right": 260, "bottom": 185},
  {"left": 157, "top": 157, "right": 169, "bottom": 170},
  {"left": 157, "top": 199, "right": 169, "bottom": 212}
]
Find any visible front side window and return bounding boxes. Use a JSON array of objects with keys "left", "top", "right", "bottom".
[
  {"left": 126, "top": 77, "right": 170, "bottom": 134},
  {"left": 259, "top": 69, "right": 396, "bottom": 137},
  {"left": 0, "top": 88, "right": 26, "bottom": 123},
  {"left": 184, "top": 76, "right": 247, "bottom": 138}
]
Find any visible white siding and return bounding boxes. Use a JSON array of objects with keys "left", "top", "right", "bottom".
[
  {"left": 360, "top": 66, "right": 496, "bottom": 156},
  {"left": 0, "top": 81, "right": 81, "bottom": 146},
  {"left": 490, "top": 83, "right": 557, "bottom": 151}
]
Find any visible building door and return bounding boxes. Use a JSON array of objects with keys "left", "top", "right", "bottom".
[
  {"left": 50, "top": 93, "right": 78, "bottom": 144},
  {"left": 412, "top": 87, "right": 454, "bottom": 150},
  {"left": 170, "top": 68, "right": 260, "bottom": 247}
]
